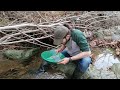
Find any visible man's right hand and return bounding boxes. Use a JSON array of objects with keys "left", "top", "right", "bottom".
[
  {"left": 55, "top": 44, "right": 66, "bottom": 53},
  {"left": 55, "top": 49, "right": 60, "bottom": 53}
]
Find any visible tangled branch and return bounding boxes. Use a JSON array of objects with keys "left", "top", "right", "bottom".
[{"left": 0, "top": 11, "right": 120, "bottom": 49}]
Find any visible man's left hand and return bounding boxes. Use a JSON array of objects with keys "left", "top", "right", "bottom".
[{"left": 58, "top": 57, "right": 70, "bottom": 64}]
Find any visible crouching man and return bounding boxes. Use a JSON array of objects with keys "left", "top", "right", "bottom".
[{"left": 53, "top": 24, "right": 92, "bottom": 79}]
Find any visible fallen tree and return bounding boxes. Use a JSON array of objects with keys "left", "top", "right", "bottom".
[{"left": 0, "top": 11, "right": 120, "bottom": 49}]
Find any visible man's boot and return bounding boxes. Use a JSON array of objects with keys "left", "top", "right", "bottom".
[{"left": 72, "top": 68, "right": 91, "bottom": 79}]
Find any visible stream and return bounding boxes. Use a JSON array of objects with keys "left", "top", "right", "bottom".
[{"left": 0, "top": 48, "right": 120, "bottom": 79}]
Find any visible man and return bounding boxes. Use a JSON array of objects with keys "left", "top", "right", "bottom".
[{"left": 53, "top": 24, "right": 92, "bottom": 79}]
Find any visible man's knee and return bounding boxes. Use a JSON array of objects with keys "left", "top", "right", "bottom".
[{"left": 78, "top": 57, "right": 92, "bottom": 72}]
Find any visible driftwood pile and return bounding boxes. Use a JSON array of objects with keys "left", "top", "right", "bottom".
[{"left": 0, "top": 11, "right": 120, "bottom": 50}]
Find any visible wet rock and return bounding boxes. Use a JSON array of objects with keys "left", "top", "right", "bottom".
[
  {"left": 87, "top": 49, "right": 120, "bottom": 79},
  {"left": 3, "top": 48, "right": 39, "bottom": 62},
  {"left": 111, "top": 63, "right": 120, "bottom": 79},
  {"left": 55, "top": 62, "right": 76, "bottom": 78},
  {"left": 20, "top": 71, "right": 66, "bottom": 79},
  {"left": 87, "top": 64, "right": 117, "bottom": 79},
  {"left": 35, "top": 72, "right": 66, "bottom": 79},
  {"left": 87, "top": 64, "right": 101, "bottom": 79}
]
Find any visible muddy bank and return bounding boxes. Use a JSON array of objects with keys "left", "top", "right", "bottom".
[
  {"left": 0, "top": 47, "right": 120, "bottom": 79},
  {"left": 0, "top": 49, "right": 42, "bottom": 79}
]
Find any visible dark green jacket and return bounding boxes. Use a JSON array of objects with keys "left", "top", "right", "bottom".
[{"left": 71, "top": 29, "right": 90, "bottom": 52}]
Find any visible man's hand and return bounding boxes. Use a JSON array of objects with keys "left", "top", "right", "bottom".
[
  {"left": 55, "top": 44, "right": 66, "bottom": 53},
  {"left": 58, "top": 57, "right": 70, "bottom": 65},
  {"left": 55, "top": 49, "right": 60, "bottom": 53}
]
